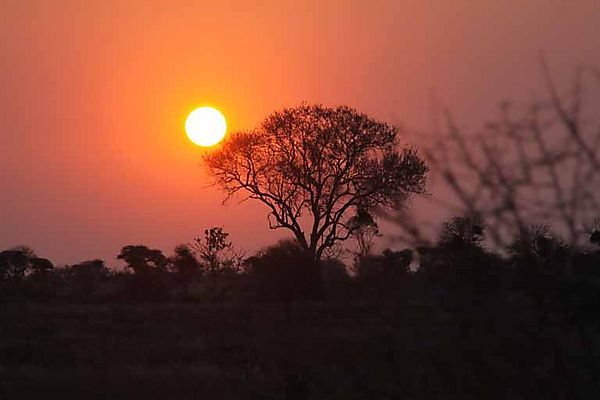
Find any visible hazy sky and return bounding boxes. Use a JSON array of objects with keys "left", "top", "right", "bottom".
[{"left": 1, "top": 0, "right": 600, "bottom": 265}]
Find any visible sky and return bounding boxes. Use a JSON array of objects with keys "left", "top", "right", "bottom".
[{"left": 1, "top": 0, "right": 600, "bottom": 265}]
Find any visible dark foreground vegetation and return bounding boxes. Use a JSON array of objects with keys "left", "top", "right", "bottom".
[
  {"left": 3, "top": 72, "right": 600, "bottom": 398},
  {"left": 2, "top": 218, "right": 600, "bottom": 399}
]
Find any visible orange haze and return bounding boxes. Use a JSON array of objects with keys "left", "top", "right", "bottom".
[{"left": 1, "top": 0, "right": 599, "bottom": 264}]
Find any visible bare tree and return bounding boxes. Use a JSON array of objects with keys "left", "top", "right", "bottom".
[
  {"left": 204, "top": 104, "right": 428, "bottom": 261},
  {"left": 391, "top": 60, "right": 600, "bottom": 248}
]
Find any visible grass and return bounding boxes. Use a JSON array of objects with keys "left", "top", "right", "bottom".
[{"left": 0, "top": 300, "right": 591, "bottom": 399}]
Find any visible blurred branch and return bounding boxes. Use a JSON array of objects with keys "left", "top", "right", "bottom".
[{"left": 389, "top": 62, "right": 600, "bottom": 248}]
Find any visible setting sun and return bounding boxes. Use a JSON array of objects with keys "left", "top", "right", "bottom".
[{"left": 185, "top": 106, "right": 227, "bottom": 147}]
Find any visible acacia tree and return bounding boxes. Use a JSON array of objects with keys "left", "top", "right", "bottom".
[
  {"left": 117, "top": 245, "right": 167, "bottom": 275},
  {"left": 204, "top": 104, "right": 428, "bottom": 261}
]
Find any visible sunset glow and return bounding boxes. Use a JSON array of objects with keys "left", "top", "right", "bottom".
[
  {"left": 3, "top": 2, "right": 600, "bottom": 396},
  {"left": 2, "top": 0, "right": 599, "bottom": 266},
  {"left": 185, "top": 107, "right": 227, "bottom": 147}
]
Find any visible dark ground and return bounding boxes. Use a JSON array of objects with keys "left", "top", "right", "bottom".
[
  {"left": 0, "top": 301, "right": 484, "bottom": 399},
  {"left": 0, "top": 300, "right": 597, "bottom": 399}
]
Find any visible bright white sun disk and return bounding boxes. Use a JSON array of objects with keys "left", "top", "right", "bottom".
[{"left": 185, "top": 107, "right": 227, "bottom": 147}]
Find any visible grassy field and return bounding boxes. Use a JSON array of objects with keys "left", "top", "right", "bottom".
[{"left": 0, "top": 300, "right": 588, "bottom": 399}]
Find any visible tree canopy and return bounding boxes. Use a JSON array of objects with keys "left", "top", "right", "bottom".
[
  {"left": 117, "top": 245, "right": 167, "bottom": 275},
  {"left": 204, "top": 104, "right": 428, "bottom": 260}
]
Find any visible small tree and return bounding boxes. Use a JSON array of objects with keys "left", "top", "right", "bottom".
[
  {"left": 348, "top": 207, "right": 381, "bottom": 263},
  {"left": 169, "top": 245, "right": 202, "bottom": 295},
  {"left": 205, "top": 104, "right": 428, "bottom": 261},
  {"left": 190, "top": 227, "right": 238, "bottom": 275}
]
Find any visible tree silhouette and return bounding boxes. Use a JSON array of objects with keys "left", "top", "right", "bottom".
[
  {"left": 348, "top": 207, "right": 381, "bottom": 264},
  {"left": 508, "top": 226, "right": 570, "bottom": 332},
  {"left": 245, "top": 239, "right": 321, "bottom": 302},
  {"left": 190, "top": 227, "right": 239, "bottom": 275},
  {"left": 29, "top": 257, "right": 54, "bottom": 276},
  {"left": 169, "top": 245, "right": 202, "bottom": 296},
  {"left": 419, "top": 216, "right": 497, "bottom": 282},
  {"left": 117, "top": 245, "right": 169, "bottom": 300},
  {"left": 0, "top": 246, "right": 51, "bottom": 283},
  {"left": 354, "top": 248, "right": 412, "bottom": 300},
  {"left": 438, "top": 215, "right": 484, "bottom": 246},
  {"left": 67, "top": 259, "right": 109, "bottom": 295},
  {"left": 117, "top": 245, "right": 167, "bottom": 275},
  {"left": 205, "top": 104, "right": 427, "bottom": 261}
]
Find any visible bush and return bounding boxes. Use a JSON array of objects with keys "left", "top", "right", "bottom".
[{"left": 246, "top": 240, "right": 324, "bottom": 302}]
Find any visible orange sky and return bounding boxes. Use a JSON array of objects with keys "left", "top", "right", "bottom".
[{"left": 1, "top": 0, "right": 599, "bottom": 264}]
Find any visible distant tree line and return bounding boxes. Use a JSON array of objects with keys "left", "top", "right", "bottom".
[{"left": 2, "top": 217, "right": 600, "bottom": 308}]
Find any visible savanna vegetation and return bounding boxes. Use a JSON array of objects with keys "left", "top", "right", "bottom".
[{"left": 2, "top": 99, "right": 600, "bottom": 399}]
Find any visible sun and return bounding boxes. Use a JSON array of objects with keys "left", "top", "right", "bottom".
[{"left": 185, "top": 106, "right": 227, "bottom": 147}]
